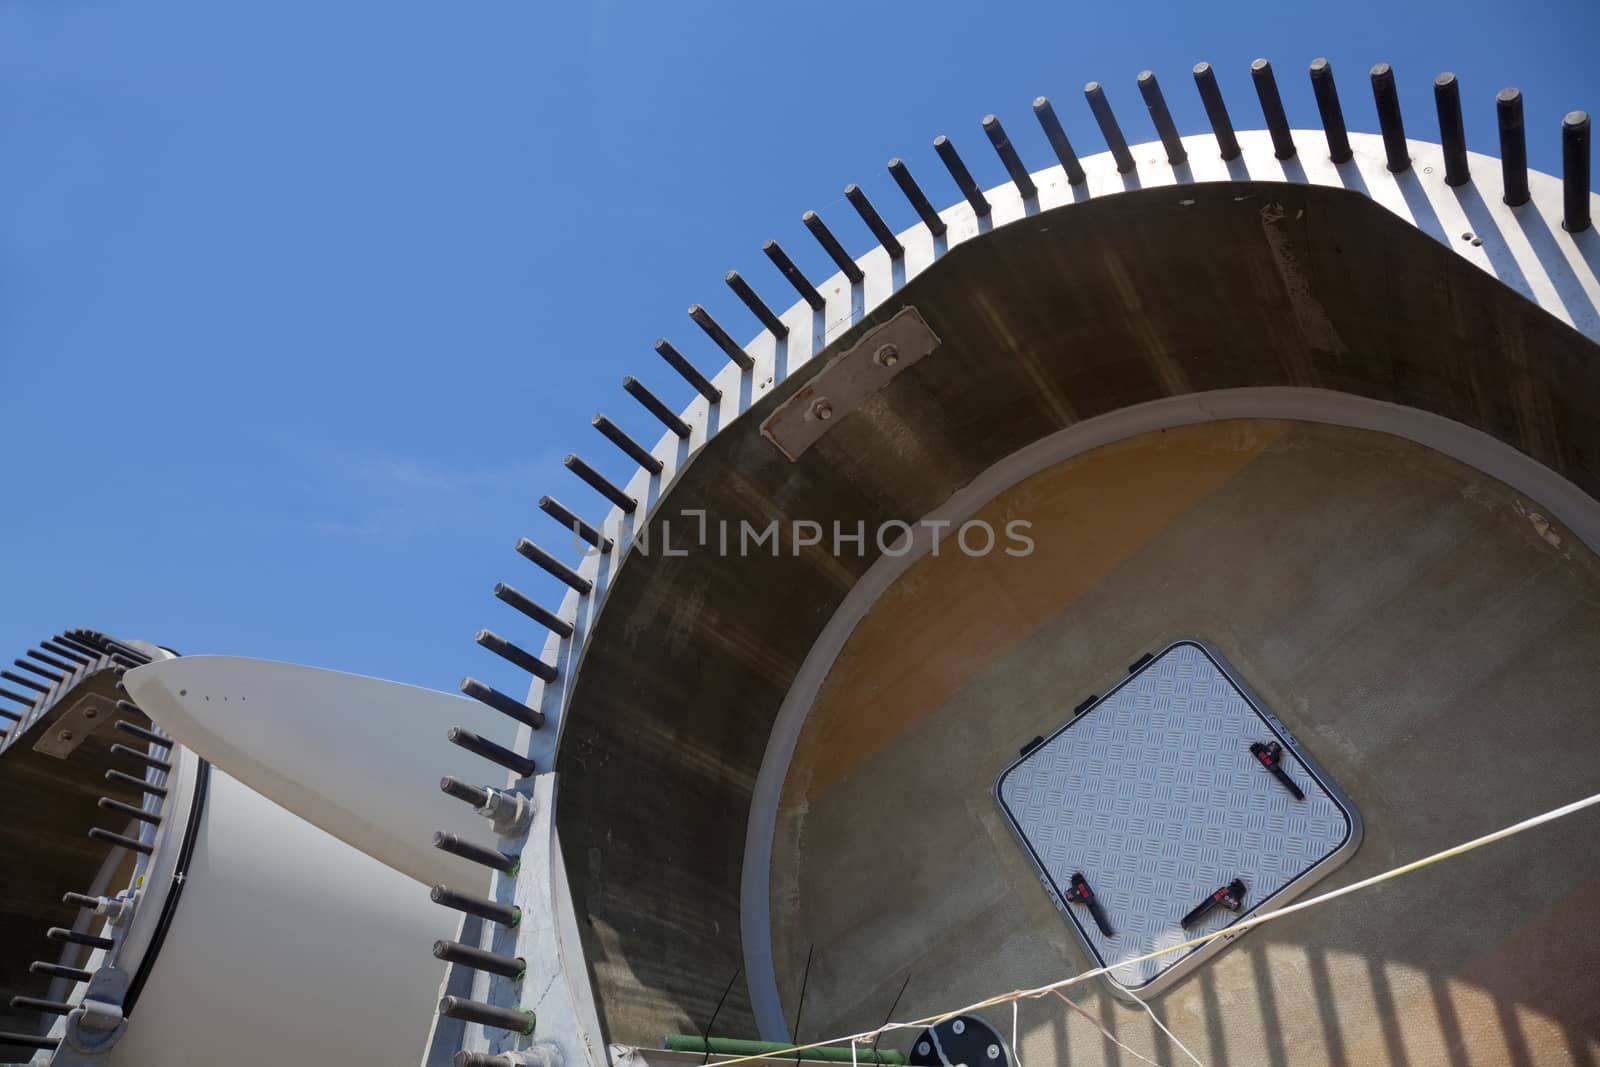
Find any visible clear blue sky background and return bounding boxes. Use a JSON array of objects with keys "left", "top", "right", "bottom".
[{"left": 2, "top": 1, "right": 1595, "bottom": 699}]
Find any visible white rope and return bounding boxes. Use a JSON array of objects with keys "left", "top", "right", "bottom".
[
  {"left": 1129, "top": 989, "right": 1206, "bottom": 1067},
  {"left": 1048, "top": 990, "right": 1162, "bottom": 1066},
  {"left": 708, "top": 787, "right": 1600, "bottom": 1066}
]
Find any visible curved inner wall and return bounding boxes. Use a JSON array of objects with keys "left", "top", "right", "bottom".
[
  {"left": 771, "top": 418, "right": 1600, "bottom": 1066},
  {"left": 551, "top": 179, "right": 1600, "bottom": 1047}
]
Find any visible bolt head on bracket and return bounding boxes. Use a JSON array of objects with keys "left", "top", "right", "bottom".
[{"left": 761, "top": 306, "right": 941, "bottom": 461}]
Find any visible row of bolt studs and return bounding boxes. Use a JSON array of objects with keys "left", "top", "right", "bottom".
[
  {"left": 0, "top": 631, "right": 153, "bottom": 744},
  {"left": 1, "top": 642, "right": 168, "bottom": 1055},
  {"left": 460, "top": 61, "right": 1595, "bottom": 762},
  {"left": 435, "top": 58, "right": 1595, "bottom": 1065},
  {"left": 427, "top": 774, "right": 538, "bottom": 1042}
]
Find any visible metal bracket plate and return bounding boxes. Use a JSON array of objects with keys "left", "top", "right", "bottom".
[
  {"left": 32, "top": 691, "right": 120, "bottom": 759},
  {"left": 760, "top": 306, "right": 941, "bottom": 461},
  {"left": 994, "top": 641, "right": 1361, "bottom": 997}
]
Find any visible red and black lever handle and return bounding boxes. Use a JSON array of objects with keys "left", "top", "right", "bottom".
[
  {"left": 1181, "top": 878, "right": 1247, "bottom": 929},
  {"left": 1249, "top": 740, "right": 1305, "bottom": 800},
  {"left": 1066, "top": 872, "right": 1115, "bottom": 937}
]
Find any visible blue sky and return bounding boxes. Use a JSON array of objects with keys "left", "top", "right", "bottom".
[{"left": 2, "top": 1, "right": 1595, "bottom": 699}]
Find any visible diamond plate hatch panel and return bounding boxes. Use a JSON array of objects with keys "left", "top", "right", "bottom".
[{"left": 995, "top": 641, "right": 1361, "bottom": 997}]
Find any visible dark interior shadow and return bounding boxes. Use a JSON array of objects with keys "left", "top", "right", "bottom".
[
  {"left": 1330, "top": 160, "right": 1370, "bottom": 198},
  {"left": 1144, "top": 995, "right": 1175, "bottom": 1064},
  {"left": 1249, "top": 945, "right": 1291, "bottom": 1067},
  {"left": 1495, "top": 993, "right": 1538, "bottom": 1067},
  {"left": 1515, "top": 204, "right": 1600, "bottom": 329},
  {"left": 1096, "top": 990, "right": 1124, "bottom": 1066},
  {"left": 1197, "top": 968, "right": 1228, "bottom": 1067},
  {"left": 1426, "top": 972, "right": 1472, "bottom": 1066},
  {"left": 1394, "top": 168, "right": 1450, "bottom": 245},
  {"left": 1306, "top": 945, "right": 1351, "bottom": 1067},
  {"left": 1454, "top": 183, "right": 1533, "bottom": 300},
  {"left": 1570, "top": 225, "right": 1600, "bottom": 283},
  {"left": 1366, "top": 955, "right": 1413, "bottom": 1067}
]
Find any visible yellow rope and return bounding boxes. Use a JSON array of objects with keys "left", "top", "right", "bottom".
[{"left": 711, "top": 788, "right": 1600, "bottom": 1066}]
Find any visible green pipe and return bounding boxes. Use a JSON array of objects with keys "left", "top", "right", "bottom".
[{"left": 663, "top": 1035, "right": 907, "bottom": 1064}]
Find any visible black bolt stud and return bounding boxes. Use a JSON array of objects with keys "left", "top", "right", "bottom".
[
  {"left": 1084, "top": 82, "right": 1136, "bottom": 173},
  {"left": 1371, "top": 63, "right": 1410, "bottom": 172},
  {"left": 434, "top": 831, "right": 519, "bottom": 873},
  {"left": 564, "top": 453, "right": 638, "bottom": 515},
  {"left": 935, "top": 132, "right": 995, "bottom": 217},
  {"left": 690, "top": 302, "right": 759, "bottom": 368},
  {"left": 1434, "top": 73, "right": 1470, "bottom": 186},
  {"left": 1192, "top": 63, "right": 1241, "bottom": 161},
  {"left": 0, "top": 1032, "right": 59, "bottom": 1051},
  {"left": 63, "top": 892, "right": 103, "bottom": 910},
  {"left": 1032, "top": 97, "right": 1087, "bottom": 184},
  {"left": 98, "top": 797, "right": 162, "bottom": 825},
  {"left": 1136, "top": 72, "right": 1187, "bottom": 166},
  {"left": 430, "top": 885, "right": 520, "bottom": 927},
  {"left": 762, "top": 240, "right": 826, "bottom": 311},
  {"left": 845, "top": 184, "right": 904, "bottom": 259},
  {"left": 108, "top": 744, "right": 171, "bottom": 773},
  {"left": 1182, "top": 878, "right": 1248, "bottom": 928},
  {"left": 90, "top": 827, "right": 153, "bottom": 855},
  {"left": 654, "top": 339, "right": 722, "bottom": 404},
  {"left": 433, "top": 938, "right": 526, "bottom": 980},
  {"left": 1065, "top": 872, "right": 1115, "bottom": 936},
  {"left": 31, "top": 961, "right": 92, "bottom": 983},
  {"left": 516, "top": 537, "right": 593, "bottom": 595},
  {"left": 447, "top": 726, "right": 537, "bottom": 778},
  {"left": 1564, "top": 111, "right": 1591, "bottom": 233},
  {"left": 1, "top": 670, "right": 50, "bottom": 695},
  {"left": 9, "top": 997, "right": 74, "bottom": 1017},
  {"left": 106, "top": 769, "right": 167, "bottom": 798},
  {"left": 454, "top": 1052, "right": 519, "bottom": 1067},
  {"left": 621, "top": 375, "right": 692, "bottom": 440},
  {"left": 888, "top": 158, "right": 947, "bottom": 237},
  {"left": 592, "top": 415, "right": 663, "bottom": 476},
  {"left": 802, "top": 210, "right": 866, "bottom": 284},
  {"left": 1308, "top": 58, "right": 1353, "bottom": 163},
  {"left": 26, "top": 649, "right": 74, "bottom": 673},
  {"left": 461, "top": 678, "right": 545, "bottom": 730},
  {"left": 492, "top": 583, "right": 573, "bottom": 640},
  {"left": 112, "top": 716, "right": 168, "bottom": 747},
  {"left": 539, "top": 496, "right": 611, "bottom": 553},
  {"left": 1249, "top": 740, "right": 1306, "bottom": 800},
  {"left": 475, "top": 630, "right": 557, "bottom": 685},
  {"left": 1251, "top": 59, "right": 1296, "bottom": 160},
  {"left": 722, "top": 274, "right": 788, "bottom": 340},
  {"left": 14, "top": 658, "right": 63, "bottom": 683},
  {"left": 0, "top": 685, "right": 35, "bottom": 707},
  {"left": 48, "top": 928, "right": 114, "bottom": 950},
  {"left": 983, "top": 115, "right": 1038, "bottom": 199},
  {"left": 41, "top": 640, "right": 91, "bottom": 665},
  {"left": 1497, "top": 88, "right": 1531, "bottom": 207},
  {"left": 438, "top": 996, "right": 536, "bottom": 1036},
  {"left": 440, "top": 775, "right": 492, "bottom": 809}
]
